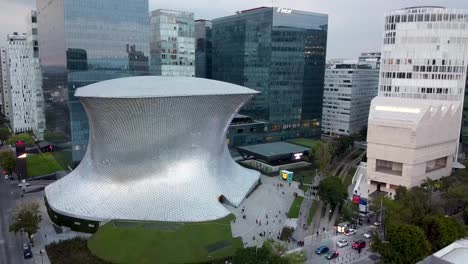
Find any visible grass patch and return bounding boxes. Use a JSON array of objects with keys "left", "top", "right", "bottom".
[
  {"left": 287, "top": 138, "right": 320, "bottom": 149},
  {"left": 27, "top": 152, "right": 65, "bottom": 177},
  {"left": 343, "top": 166, "right": 358, "bottom": 187},
  {"left": 51, "top": 150, "right": 73, "bottom": 170},
  {"left": 292, "top": 167, "right": 317, "bottom": 192},
  {"left": 307, "top": 200, "right": 319, "bottom": 226},
  {"left": 288, "top": 196, "right": 304, "bottom": 218},
  {"left": 46, "top": 237, "right": 109, "bottom": 264},
  {"left": 88, "top": 215, "right": 242, "bottom": 264}
]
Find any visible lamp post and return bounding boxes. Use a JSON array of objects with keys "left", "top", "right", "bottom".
[{"left": 40, "top": 249, "right": 44, "bottom": 264}]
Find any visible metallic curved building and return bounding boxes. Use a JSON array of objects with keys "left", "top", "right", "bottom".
[{"left": 45, "top": 76, "right": 261, "bottom": 222}]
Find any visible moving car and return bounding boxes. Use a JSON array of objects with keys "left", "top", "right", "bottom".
[
  {"left": 23, "top": 243, "right": 32, "bottom": 259},
  {"left": 345, "top": 228, "right": 356, "bottom": 236},
  {"left": 364, "top": 233, "right": 372, "bottom": 239},
  {"left": 18, "top": 182, "right": 30, "bottom": 188},
  {"left": 326, "top": 251, "right": 339, "bottom": 260},
  {"left": 315, "top": 246, "right": 330, "bottom": 255},
  {"left": 374, "top": 221, "right": 381, "bottom": 226},
  {"left": 352, "top": 240, "right": 366, "bottom": 250},
  {"left": 336, "top": 239, "right": 348, "bottom": 248}
]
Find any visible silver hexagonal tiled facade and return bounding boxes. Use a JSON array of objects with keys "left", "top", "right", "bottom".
[{"left": 45, "top": 77, "right": 261, "bottom": 222}]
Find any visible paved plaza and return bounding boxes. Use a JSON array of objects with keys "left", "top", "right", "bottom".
[{"left": 227, "top": 175, "right": 303, "bottom": 248}]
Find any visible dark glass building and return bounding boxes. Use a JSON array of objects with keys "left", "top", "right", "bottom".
[
  {"left": 195, "top": 19, "right": 212, "bottom": 79},
  {"left": 212, "top": 7, "right": 328, "bottom": 146},
  {"left": 37, "top": 0, "right": 150, "bottom": 163}
]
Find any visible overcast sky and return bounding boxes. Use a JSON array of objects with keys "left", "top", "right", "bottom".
[{"left": 1, "top": 0, "right": 468, "bottom": 59}]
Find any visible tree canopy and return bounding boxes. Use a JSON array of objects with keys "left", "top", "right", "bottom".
[
  {"left": 7, "top": 133, "right": 34, "bottom": 145},
  {"left": 0, "top": 127, "right": 11, "bottom": 143},
  {"left": 422, "top": 215, "right": 465, "bottom": 251},
  {"left": 334, "top": 135, "right": 354, "bottom": 156},
  {"left": 373, "top": 223, "right": 430, "bottom": 264},
  {"left": 318, "top": 176, "right": 347, "bottom": 207},
  {"left": 0, "top": 151, "right": 16, "bottom": 174},
  {"left": 9, "top": 202, "right": 42, "bottom": 245},
  {"left": 310, "top": 141, "right": 334, "bottom": 176}
]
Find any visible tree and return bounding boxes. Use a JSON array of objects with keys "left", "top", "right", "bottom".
[
  {"left": 422, "top": 215, "right": 465, "bottom": 251},
  {"left": 0, "top": 127, "right": 11, "bottom": 144},
  {"left": 373, "top": 223, "right": 431, "bottom": 264},
  {"left": 334, "top": 135, "right": 354, "bottom": 156},
  {"left": 318, "top": 176, "right": 347, "bottom": 207},
  {"left": 311, "top": 142, "right": 334, "bottom": 176},
  {"left": 7, "top": 133, "right": 34, "bottom": 145},
  {"left": 9, "top": 202, "right": 42, "bottom": 246},
  {"left": 232, "top": 244, "right": 288, "bottom": 264},
  {"left": 283, "top": 250, "right": 307, "bottom": 264},
  {"left": 0, "top": 151, "right": 16, "bottom": 174}
]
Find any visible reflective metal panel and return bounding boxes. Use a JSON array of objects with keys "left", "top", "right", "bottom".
[{"left": 45, "top": 77, "right": 261, "bottom": 222}]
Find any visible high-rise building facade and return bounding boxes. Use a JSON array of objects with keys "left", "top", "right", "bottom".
[
  {"left": 37, "top": 0, "right": 150, "bottom": 162},
  {"left": 322, "top": 57, "right": 379, "bottom": 137},
  {"left": 379, "top": 7, "right": 468, "bottom": 101},
  {"left": 367, "top": 6, "right": 468, "bottom": 195},
  {"left": 0, "top": 33, "right": 44, "bottom": 137},
  {"left": 212, "top": 7, "right": 328, "bottom": 145},
  {"left": 358, "top": 52, "right": 381, "bottom": 69},
  {"left": 150, "top": 9, "right": 195, "bottom": 76},
  {"left": 195, "top": 19, "right": 212, "bottom": 79}
]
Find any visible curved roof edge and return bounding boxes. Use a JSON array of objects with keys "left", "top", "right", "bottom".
[{"left": 75, "top": 76, "right": 260, "bottom": 98}]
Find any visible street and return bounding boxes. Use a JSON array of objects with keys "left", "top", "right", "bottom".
[
  {"left": 305, "top": 225, "right": 377, "bottom": 264},
  {"left": 0, "top": 175, "right": 33, "bottom": 264}
]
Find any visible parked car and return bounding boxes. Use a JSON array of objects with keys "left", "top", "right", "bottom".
[
  {"left": 336, "top": 239, "right": 348, "bottom": 248},
  {"left": 326, "top": 251, "right": 339, "bottom": 260},
  {"left": 364, "top": 233, "right": 372, "bottom": 239},
  {"left": 345, "top": 228, "right": 356, "bottom": 236},
  {"left": 315, "top": 246, "right": 330, "bottom": 255},
  {"left": 23, "top": 243, "right": 32, "bottom": 259},
  {"left": 352, "top": 240, "right": 366, "bottom": 250},
  {"left": 374, "top": 221, "right": 381, "bottom": 226},
  {"left": 4, "top": 175, "right": 9, "bottom": 180}
]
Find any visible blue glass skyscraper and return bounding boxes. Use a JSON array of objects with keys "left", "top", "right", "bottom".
[
  {"left": 37, "top": 0, "right": 150, "bottom": 163},
  {"left": 212, "top": 7, "right": 328, "bottom": 145}
]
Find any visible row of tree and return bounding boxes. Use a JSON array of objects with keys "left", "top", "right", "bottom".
[
  {"left": 371, "top": 184, "right": 466, "bottom": 264},
  {"left": 232, "top": 240, "right": 306, "bottom": 264}
]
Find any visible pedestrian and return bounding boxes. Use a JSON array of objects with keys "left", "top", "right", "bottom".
[
  {"left": 256, "top": 219, "right": 258, "bottom": 224},
  {"left": 266, "top": 214, "right": 268, "bottom": 219},
  {"left": 275, "top": 214, "right": 277, "bottom": 218},
  {"left": 279, "top": 210, "right": 281, "bottom": 214},
  {"left": 266, "top": 220, "right": 269, "bottom": 225},
  {"left": 252, "top": 236, "right": 255, "bottom": 240},
  {"left": 279, "top": 219, "right": 281, "bottom": 223}
]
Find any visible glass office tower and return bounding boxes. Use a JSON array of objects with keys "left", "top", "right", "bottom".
[
  {"left": 212, "top": 7, "right": 328, "bottom": 145},
  {"left": 195, "top": 19, "right": 212, "bottom": 79},
  {"left": 37, "top": 0, "right": 150, "bottom": 163}
]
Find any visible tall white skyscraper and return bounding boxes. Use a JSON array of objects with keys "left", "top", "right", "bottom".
[
  {"left": 366, "top": 7, "right": 468, "bottom": 196},
  {"left": 379, "top": 6, "right": 468, "bottom": 101},
  {"left": 0, "top": 33, "right": 45, "bottom": 138},
  {"left": 150, "top": 9, "right": 195, "bottom": 76},
  {"left": 322, "top": 54, "right": 380, "bottom": 137}
]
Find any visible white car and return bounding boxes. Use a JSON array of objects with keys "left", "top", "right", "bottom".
[
  {"left": 18, "top": 182, "right": 31, "bottom": 188},
  {"left": 336, "top": 239, "right": 348, "bottom": 248},
  {"left": 363, "top": 233, "right": 371, "bottom": 239},
  {"left": 4, "top": 175, "right": 8, "bottom": 180},
  {"left": 374, "top": 221, "right": 381, "bottom": 226},
  {"left": 344, "top": 228, "right": 356, "bottom": 236}
]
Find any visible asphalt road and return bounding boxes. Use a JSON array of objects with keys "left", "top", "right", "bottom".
[{"left": 0, "top": 176, "right": 33, "bottom": 264}]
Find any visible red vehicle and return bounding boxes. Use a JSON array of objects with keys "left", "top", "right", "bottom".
[{"left": 352, "top": 240, "right": 366, "bottom": 250}]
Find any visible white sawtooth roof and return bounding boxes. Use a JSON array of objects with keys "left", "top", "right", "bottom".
[
  {"left": 369, "top": 97, "right": 460, "bottom": 128},
  {"left": 75, "top": 76, "right": 260, "bottom": 98}
]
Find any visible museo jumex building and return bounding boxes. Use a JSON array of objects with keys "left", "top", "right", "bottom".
[{"left": 45, "top": 77, "right": 261, "bottom": 231}]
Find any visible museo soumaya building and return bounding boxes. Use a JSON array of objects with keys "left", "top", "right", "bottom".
[{"left": 44, "top": 77, "right": 261, "bottom": 231}]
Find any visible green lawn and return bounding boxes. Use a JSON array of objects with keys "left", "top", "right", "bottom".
[
  {"left": 288, "top": 196, "right": 304, "bottom": 218},
  {"left": 343, "top": 166, "right": 358, "bottom": 187},
  {"left": 27, "top": 152, "right": 66, "bottom": 177},
  {"left": 51, "top": 150, "right": 73, "bottom": 170},
  {"left": 88, "top": 215, "right": 243, "bottom": 264},
  {"left": 307, "top": 200, "right": 319, "bottom": 225},
  {"left": 287, "top": 138, "right": 320, "bottom": 150},
  {"left": 292, "top": 167, "right": 317, "bottom": 192}
]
